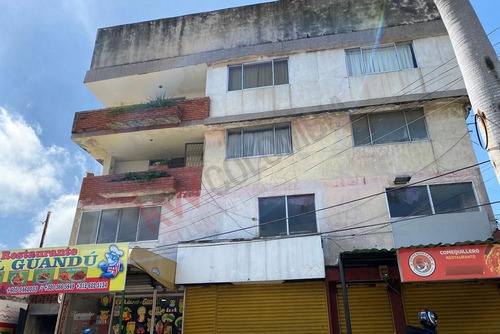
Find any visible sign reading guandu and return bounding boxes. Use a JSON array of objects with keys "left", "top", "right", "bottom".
[{"left": 0, "top": 243, "right": 128, "bottom": 296}]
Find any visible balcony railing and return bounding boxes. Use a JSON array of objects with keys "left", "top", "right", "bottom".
[
  {"left": 72, "top": 97, "right": 210, "bottom": 135},
  {"left": 79, "top": 166, "right": 202, "bottom": 206}
]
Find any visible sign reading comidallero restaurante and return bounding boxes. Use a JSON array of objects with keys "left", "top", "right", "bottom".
[{"left": 0, "top": 243, "right": 128, "bottom": 296}]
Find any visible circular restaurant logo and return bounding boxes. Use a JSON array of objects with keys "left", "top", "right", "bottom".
[{"left": 409, "top": 251, "right": 436, "bottom": 277}]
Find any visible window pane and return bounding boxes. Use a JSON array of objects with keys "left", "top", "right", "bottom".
[
  {"left": 259, "top": 197, "right": 287, "bottom": 237},
  {"left": 117, "top": 208, "right": 140, "bottom": 242},
  {"left": 274, "top": 60, "right": 289, "bottom": 85},
  {"left": 387, "top": 186, "right": 432, "bottom": 217},
  {"left": 363, "top": 46, "right": 399, "bottom": 74},
  {"left": 243, "top": 62, "right": 272, "bottom": 89},
  {"left": 288, "top": 195, "right": 317, "bottom": 234},
  {"left": 243, "top": 127, "right": 274, "bottom": 157},
  {"left": 396, "top": 43, "right": 418, "bottom": 69},
  {"left": 228, "top": 66, "right": 242, "bottom": 91},
  {"left": 227, "top": 130, "right": 242, "bottom": 158},
  {"left": 351, "top": 115, "right": 371, "bottom": 146},
  {"left": 370, "top": 112, "right": 409, "bottom": 144},
  {"left": 76, "top": 211, "right": 100, "bottom": 245},
  {"left": 430, "top": 183, "right": 479, "bottom": 214},
  {"left": 97, "top": 210, "right": 119, "bottom": 243},
  {"left": 138, "top": 207, "right": 161, "bottom": 241},
  {"left": 405, "top": 109, "right": 428, "bottom": 141},
  {"left": 346, "top": 50, "right": 363, "bottom": 76},
  {"left": 274, "top": 124, "right": 292, "bottom": 154}
]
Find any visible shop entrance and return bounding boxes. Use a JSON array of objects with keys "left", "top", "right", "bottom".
[
  {"left": 23, "top": 315, "right": 56, "bottom": 334},
  {"left": 58, "top": 271, "right": 183, "bottom": 334}
]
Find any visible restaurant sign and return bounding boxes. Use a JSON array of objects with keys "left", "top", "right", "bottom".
[
  {"left": 0, "top": 243, "right": 128, "bottom": 296},
  {"left": 398, "top": 244, "right": 500, "bottom": 282}
]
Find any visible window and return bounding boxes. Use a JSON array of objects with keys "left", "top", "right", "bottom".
[
  {"left": 76, "top": 207, "right": 161, "bottom": 245},
  {"left": 346, "top": 42, "right": 418, "bottom": 76},
  {"left": 351, "top": 109, "right": 428, "bottom": 146},
  {"left": 386, "top": 183, "right": 479, "bottom": 218},
  {"left": 259, "top": 194, "right": 317, "bottom": 237},
  {"left": 228, "top": 59, "right": 289, "bottom": 91},
  {"left": 227, "top": 123, "right": 292, "bottom": 158}
]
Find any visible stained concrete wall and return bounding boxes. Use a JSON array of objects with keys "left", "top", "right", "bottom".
[
  {"left": 70, "top": 100, "right": 493, "bottom": 265},
  {"left": 185, "top": 100, "right": 490, "bottom": 265},
  {"left": 207, "top": 35, "right": 465, "bottom": 118},
  {"left": 89, "top": 0, "right": 440, "bottom": 71}
]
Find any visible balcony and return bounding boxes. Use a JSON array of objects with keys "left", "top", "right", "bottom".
[
  {"left": 72, "top": 97, "right": 209, "bottom": 136},
  {"left": 175, "top": 235, "right": 325, "bottom": 284},
  {"left": 79, "top": 165, "right": 202, "bottom": 206}
]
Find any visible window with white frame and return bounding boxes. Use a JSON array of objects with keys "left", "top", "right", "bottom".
[
  {"left": 346, "top": 42, "right": 418, "bottom": 76},
  {"left": 228, "top": 59, "right": 289, "bottom": 91},
  {"left": 351, "top": 109, "right": 428, "bottom": 146},
  {"left": 259, "top": 194, "right": 317, "bottom": 237},
  {"left": 386, "top": 183, "right": 479, "bottom": 218},
  {"left": 76, "top": 207, "right": 161, "bottom": 245},
  {"left": 227, "top": 123, "right": 292, "bottom": 159}
]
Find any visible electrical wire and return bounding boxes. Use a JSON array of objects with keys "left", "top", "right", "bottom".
[{"left": 150, "top": 160, "right": 489, "bottom": 251}]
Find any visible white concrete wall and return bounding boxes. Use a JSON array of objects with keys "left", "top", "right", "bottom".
[
  {"left": 113, "top": 160, "right": 150, "bottom": 174},
  {"left": 392, "top": 211, "right": 491, "bottom": 248},
  {"left": 175, "top": 235, "right": 325, "bottom": 284},
  {"left": 207, "top": 35, "right": 464, "bottom": 118}
]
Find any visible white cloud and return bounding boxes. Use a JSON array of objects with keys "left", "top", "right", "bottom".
[
  {"left": 0, "top": 243, "right": 6, "bottom": 250},
  {"left": 0, "top": 108, "right": 67, "bottom": 213},
  {"left": 0, "top": 108, "right": 102, "bottom": 249},
  {"left": 21, "top": 194, "right": 79, "bottom": 249}
]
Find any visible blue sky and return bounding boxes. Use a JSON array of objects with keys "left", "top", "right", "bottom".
[{"left": 0, "top": 0, "right": 498, "bottom": 250}]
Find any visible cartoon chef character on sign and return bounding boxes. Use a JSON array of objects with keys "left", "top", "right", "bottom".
[{"left": 98, "top": 245, "right": 124, "bottom": 279}]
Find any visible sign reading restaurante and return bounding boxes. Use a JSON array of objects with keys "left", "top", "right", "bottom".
[
  {"left": 0, "top": 243, "right": 128, "bottom": 296},
  {"left": 398, "top": 244, "right": 500, "bottom": 282}
]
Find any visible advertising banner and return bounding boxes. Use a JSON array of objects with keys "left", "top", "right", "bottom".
[
  {"left": 398, "top": 244, "right": 500, "bottom": 282},
  {"left": 0, "top": 243, "right": 128, "bottom": 296}
]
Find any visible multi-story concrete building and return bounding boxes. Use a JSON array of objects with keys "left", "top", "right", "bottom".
[{"left": 61, "top": 0, "right": 499, "bottom": 333}]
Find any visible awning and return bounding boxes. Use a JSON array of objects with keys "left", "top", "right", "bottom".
[{"left": 128, "top": 247, "right": 177, "bottom": 291}]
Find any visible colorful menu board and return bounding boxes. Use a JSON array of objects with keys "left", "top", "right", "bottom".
[
  {"left": 112, "top": 296, "right": 183, "bottom": 334},
  {"left": 0, "top": 243, "right": 128, "bottom": 295}
]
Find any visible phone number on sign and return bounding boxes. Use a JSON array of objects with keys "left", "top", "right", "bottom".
[
  {"left": 39, "top": 283, "right": 77, "bottom": 292},
  {"left": 76, "top": 281, "right": 108, "bottom": 290},
  {"left": 6, "top": 285, "right": 39, "bottom": 294}
]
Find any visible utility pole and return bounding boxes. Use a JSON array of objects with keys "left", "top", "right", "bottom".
[
  {"left": 434, "top": 0, "right": 500, "bottom": 183},
  {"left": 39, "top": 211, "right": 51, "bottom": 248}
]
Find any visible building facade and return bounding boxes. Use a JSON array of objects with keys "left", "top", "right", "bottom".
[{"left": 63, "top": 0, "right": 498, "bottom": 333}]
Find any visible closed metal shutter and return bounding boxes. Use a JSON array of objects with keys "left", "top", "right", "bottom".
[
  {"left": 402, "top": 281, "right": 500, "bottom": 334},
  {"left": 336, "top": 283, "right": 395, "bottom": 334},
  {"left": 184, "top": 281, "right": 329, "bottom": 334},
  {"left": 183, "top": 285, "right": 217, "bottom": 334}
]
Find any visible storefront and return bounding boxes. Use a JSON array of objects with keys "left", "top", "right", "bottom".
[
  {"left": 327, "top": 242, "right": 500, "bottom": 334},
  {"left": 0, "top": 243, "right": 180, "bottom": 334},
  {"left": 398, "top": 242, "right": 500, "bottom": 333},
  {"left": 183, "top": 281, "right": 330, "bottom": 334},
  {"left": 57, "top": 246, "right": 180, "bottom": 334},
  {"left": 325, "top": 251, "right": 406, "bottom": 334}
]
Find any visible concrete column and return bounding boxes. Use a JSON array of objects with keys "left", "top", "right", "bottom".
[{"left": 102, "top": 156, "right": 116, "bottom": 175}]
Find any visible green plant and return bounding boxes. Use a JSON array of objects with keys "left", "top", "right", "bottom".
[
  {"left": 112, "top": 170, "right": 169, "bottom": 182},
  {"left": 107, "top": 92, "right": 177, "bottom": 116}
]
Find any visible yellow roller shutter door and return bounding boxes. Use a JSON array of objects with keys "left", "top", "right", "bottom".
[
  {"left": 184, "top": 281, "right": 329, "bottom": 334},
  {"left": 336, "top": 283, "right": 395, "bottom": 334},
  {"left": 403, "top": 282, "right": 500, "bottom": 334},
  {"left": 184, "top": 285, "right": 217, "bottom": 334}
]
